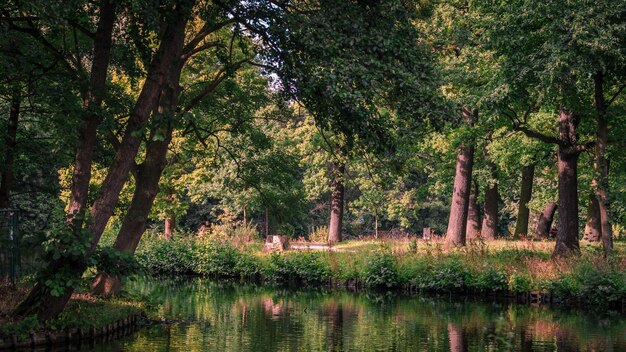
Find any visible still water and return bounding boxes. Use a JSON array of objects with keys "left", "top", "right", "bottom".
[{"left": 97, "top": 278, "right": 625, "bottom": 352}]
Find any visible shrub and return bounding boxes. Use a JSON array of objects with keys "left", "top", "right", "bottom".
[
  {"left": 309, "top": 226, "right": 329, "bottom": 243},
  {"left": 413, "top": 260, "right": 467, "bottom": 292},
  {"left": 508, "top": 273, "right": 533, "bottom": 293},
  {"left": 470, "top": 267, "right": 508, "bottom": 292},
  {"left": 264, "top": 251, "right": 330, "bottom": 285},
  {"left": 203, "top": 222, "right": 259, "bottom": 248},
  {"left": 194, "top": 240, "right": 260, "bottom": 279},
  {"left": 364, "top": 252, "right": 399, "bottom": 289},
  {"left": 550, "top": 262, "right": 626, "bottom": 307},
  {"left": 136, "top": 238, "right": 195, "bottom": 274}
]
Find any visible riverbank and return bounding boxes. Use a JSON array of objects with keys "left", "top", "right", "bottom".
[
  {"left": 135, "top": 236, "right": 626, "bottom": 312},
  {"left": 104, "top": 277, "right": 626, "bottom": 351},
  {"left": 0, "top": 286, "right": 145, "bottom": 349}
]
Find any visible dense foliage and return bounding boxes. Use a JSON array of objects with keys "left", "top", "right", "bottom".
[{"left": 0, "top": 0, "right": 624, "bottom": 322}]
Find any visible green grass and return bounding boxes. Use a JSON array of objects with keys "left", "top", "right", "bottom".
[{"left": 0, "top": 293, "right": 145, "bottom": 341}]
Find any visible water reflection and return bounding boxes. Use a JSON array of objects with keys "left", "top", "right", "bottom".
[{"left": 95, "top": 278, "right": 626, "bottom": 352}]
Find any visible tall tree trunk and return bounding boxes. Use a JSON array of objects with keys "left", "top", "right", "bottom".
[
  {"left": 445, "top": 108, "right": 476, "bottom": 248},
  {"left": 13, "top": 0, "right": 117, "bottom": 321},
  {"left": 91, "top": 126, "right": 174, "bottom": 295},
  {"left": 514, "top": 164, "right": 535, "bottom": 238},
  {"left": 87, "top": 6, "right": 190, "bottom": 246},
  {"left": 466, "top": 180, "right": 481, "bottom": 240},
  {"left": 91, "top": 14, "right": 188, "bottom": 295},
  {"left": 15, "top": 2, "right": 192, "bottom": 321},
  {"left": 553, "top": 108, "right": 581, "bottom": 257},
  {"left": 164, "top": 216, "right": 175, "bottom": 239},
  {"left": 480, "top": 155, "right": 498, "bottom": 240},
  {"left": 583, "top": 192, "right": 601, "bottom": 242},
  {"left": 328, "top": 161, "right": 345, "bottom": 243},
  {"left": 374, "top": 208, "right": 379, "bottom": 239},
  {"left": 243, "top": 203, "right": 247, "bottom": 227},
  {"left": 67, "top": 0, "right": 117, "bottom": 217},
  {"left": 535, "top": 202, "right": 557, "bottom": 239},
  {"left": 0, "top": 89, "right": 20, "bottom": 208},
  {"left": 592, "top": 72, "right": 613, "bottom": 255},
  {"left": 265, "top": 208, "right": 269, "bottom": 237}
]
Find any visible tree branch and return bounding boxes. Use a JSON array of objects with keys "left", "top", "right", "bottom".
[
  {"left": 515, "top": 125, "right": 563, "bottom": 146},
  {"left": 607, "top": 84, "right": 626, "bottom": 107}
]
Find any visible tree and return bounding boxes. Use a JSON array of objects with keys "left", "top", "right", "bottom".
[
  {"left": 14, "top": 0, "right": 196, "bottom": 321},
  {"left": 477, "top": 0, "right": 626, "bottom": 256},
  {"left": 513, "top": 164, "right": 535, "bottom": 238}
]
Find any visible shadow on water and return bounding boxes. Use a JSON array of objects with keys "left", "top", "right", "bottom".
[{"left": 94, "top": 277, "right": 626, "bottom": 352}]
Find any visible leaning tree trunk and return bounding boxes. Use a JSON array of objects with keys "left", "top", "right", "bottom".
[
  {"left": 328, "top": 161, "right": 345, "bottom": 243},
  {"left": 514, "top": 164, "right": 535, "bottom": 238},
  {"left": 87, "top": 7, "right": 189, "bottom": 247},
  {"left": 13, "top": 0, "right": 117, "bottom": 322},
  {"left": 445, "top": 108, "right": 476, "bottom": 248},
  {"left": 535, "top": 202, "right": 557, "bottom": 239},
  {"left": 67, "top": 0, "right": 117, "bottom": 217},
  {"left": 553, "top": 108, "right": 581, "bottom": 257},
  {"left": 15, "top": 2, "right": 192, "bottom": 321},
  {"left": 466, "top": 180, "right": 481, "bottom": 240},
  {"left": 91, "top": 9, "right": 190, "bottom": 295},
  {"left": 480, "top": 154, "right": 498, "bottom": 240},
  {"left": 593, "top": 72, "right": 613, "bottom": 255},
  {"left": 0, "top": 89, "right": 20, "bottom": 208},
  {"left": 583, "top": 192, "right": 601, "bottom": 242}
]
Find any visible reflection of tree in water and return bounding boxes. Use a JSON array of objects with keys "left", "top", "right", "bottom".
[
  {"left": 321, "top": 302, "right": 344, "bottom": 352},
  {"left": 113, "top": 278, "right": 626, "bottom": 352},
  {"left": 447, "top": 323, "right": 467, "bottom": 352}
]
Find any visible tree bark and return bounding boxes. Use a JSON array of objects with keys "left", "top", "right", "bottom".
[
  {"left": 583, "top": 192, "right": 601, "bottom": 242},
  {"left": 87, "top": 2, "right": 191, "bottom": 248},
  {"left": 243, "top": 203, "right": 247, "bottom": 227},
  {"left": 0, "top": 89, "right": 20, "bottom": 208},
  {"left": 67, "top": 0, "right": 117, "bottom": 217},
  {"left": 514, "top": 164, "right": 535, "bottom": 238},
  {"left": 327, "top": 161, "right": 345, "bottom": 243},
  {"left": 535, "top": 202, "right": 557, "bottom": 239},
  {"left": 15, "top": 1, "right": 193, "bottom": 321},
  {"left": 592, "top": 72, "right": 613, "bottom": 255},
  {"left": 374, "top": 208, "right": 379, "bottom": 239},
  {"left": 164, "top": 216, "right": 175, "bottom": 239},
  {"left": 265, "top": 208, "right": 269, "bottom": 237},
  {"left": 553, "top": 108, "right": 581, "bottom": 257},
  {"left": 91, "top": 10, "right": 188, "bottom": 295},
  {"left": 445, "top": 108, "right": 476, "bottom": 248},
  {"left": 466, "top": 180, "right": 481, "bottom": 240},
  {"left": 480, "top": 153, "right": 498, "bottom": 240}
]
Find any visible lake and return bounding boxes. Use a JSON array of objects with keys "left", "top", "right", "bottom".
[{"left": 95, "top": 277, "right": 626, "bottom": 351}]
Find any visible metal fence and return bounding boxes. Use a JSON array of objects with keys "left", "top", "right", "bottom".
[{"left": 0, "top": 209, "right": 20, "bottom": 287}]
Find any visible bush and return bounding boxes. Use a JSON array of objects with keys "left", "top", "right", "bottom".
[
  {"left": 264, "top": 251, "right": 330, "bottom": 285},
  {"left": 364, "top": 252, "right": 399, "bottom": 289},
  {"left": 412, "top": 260, "right": 467, "bottom": 292},
  {"left": 308, "top": 226, "right": 329, "bottom": 243},
  {"left": 550, "top": 262, "right": 626, "bottom": 307},
  {"left": 194, "top": 240, "right": 260, "bottom": 279},
  {"left": 508, "top": 273, "right": 533, "bottom": 293},
  {"left": 136, "top": 238, "right": 195, "bottom": 274},
  {"left": 470, "top": 267, "right": 508, "bottom": 292}
]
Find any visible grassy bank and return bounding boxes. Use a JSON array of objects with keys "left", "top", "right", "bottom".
[
  {"left": 134, "top": 236, "right": 626, "bottom": 311},
  {"left": 0, "top": 287, "right": 146, "bottom": 341}
]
